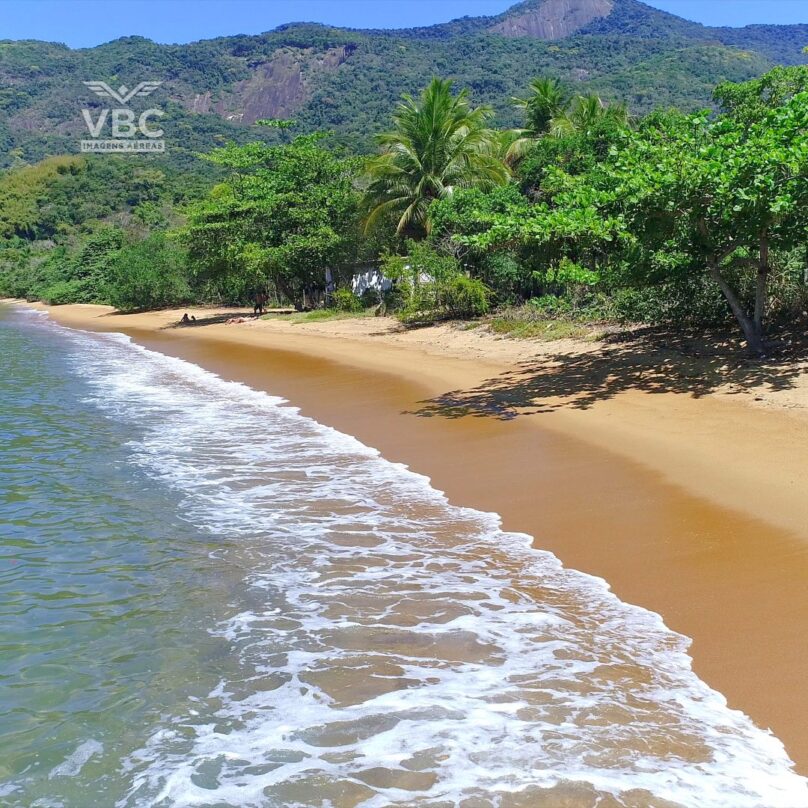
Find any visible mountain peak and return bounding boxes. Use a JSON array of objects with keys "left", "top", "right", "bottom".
[{"left": 489, "top": 0, "right": 615, "bottom": 39}]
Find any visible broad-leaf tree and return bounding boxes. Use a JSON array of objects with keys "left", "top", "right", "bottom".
[
  {"left": 436, "top": 68, "right": 808, "bottom": 353},
  {"left": 186, "top": 135, "right": 361, "bottom": 309},
  {"left": 603, "top": 98, "right": 808, "bottom": 355}
]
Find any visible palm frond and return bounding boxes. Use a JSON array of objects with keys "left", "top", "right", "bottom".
[{"left": 362, "top": 77, "right": 509, "bottom": 238}]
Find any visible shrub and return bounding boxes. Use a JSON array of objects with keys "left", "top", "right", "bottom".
[
  {"left": 490, "top": 305, "right": 603, "bottom": 340},
  {"left": 606, "top": 278, "right": 729, "bottom": 326},
  {"left": 383, "top": 241, "right": 492, "bottom": 325},
  {"left": 331, "top": 287, "right": 364, "bottom": 312},
  {"left": 399, "top": 274, "right": 491, "bottom": 324},
  {"left": 527, "top": 294, "right": 574, "bottom": 317},
  {"left": 40, "top": 279, "right": 83, "bottom": 305},
  {"left": 0, "top": 263, "right": 34, "bottom": 299},
  {"left": 438, "top": 275, "right": 490, "bottom": 318},
  {"left": 477, "top": 252, "right": 525, "bottom": 304}
]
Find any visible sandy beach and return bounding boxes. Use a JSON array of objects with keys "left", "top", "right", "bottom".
[{"left": 19, "top": 301, "right": 808, "bottom": 773}]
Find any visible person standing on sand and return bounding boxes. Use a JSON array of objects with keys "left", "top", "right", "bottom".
[{"left": 253, "top": 291, "right": 267, "bottom": 316}]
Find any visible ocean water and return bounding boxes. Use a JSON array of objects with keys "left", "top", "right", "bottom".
[{"left": 1, "top": 303, "right": 806, "bottom": 808}]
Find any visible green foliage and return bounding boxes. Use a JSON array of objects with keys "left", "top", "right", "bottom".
[
  {"left": 44, "top": 225, "right": 124, "bottom": 304},
  {"left": 714, "top": 65, "right": 808, "bottom": 122},
  {"left": 106, "top": 233, "right": 191, "bottom": 311},
  {"left": 186, "top": 134, "right": 361, "bottom": 309},
  {"left": 0, "top": 155, "right": 84, "bottom": 239},
  {"left": 0, "top": 150, "right": 212, "bottom": 306},
  {"left": 474, "top": 252, "right": 525, "bottom": 304},
  {"left": 514, "top": 77, "right": 569, "bottom": 136},
  {"left": 364, "top": 78, "right": 509, "bottom": 237},
  {"left": 264, "top": 307, "right": 376, "bottom": 324},
  {"left": 383, "top": 241, "right": 491, "bottom": 324},
  {"left": 489, "top": 299, "right": 609, "bottom": 340},
  {"left": 0, "top": 2, "right": 805, "bottom": 168},
  {"left": 430, "top": 65, "right": 808, "bottom": 350},
  {"left": 430, "top": 184, "right": 528, "bottom": 239},
  {"left": 331, "top": 287, "right": 364, "bottom": 312},
  {"left": 438, "top": 274, "right": 491, "bottom": 318},
  {"left": 600, "top": 90, "right": 808, "bottom": 350},
  {"left": 2, "top": 50, "right": 807, "bottom": 357},
  {"left": 506, "top": 79, "right": 630, "bottom": 163},
  {"left": 40, "top": 280, "right": 84, "bottom": 305},
  {"left": 606, "top": 279, "right": 729, "bottom": 326}
]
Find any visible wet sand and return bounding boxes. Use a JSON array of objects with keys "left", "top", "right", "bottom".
[{"left": 23, "top": 303, "right": 808, "bottom": 774}]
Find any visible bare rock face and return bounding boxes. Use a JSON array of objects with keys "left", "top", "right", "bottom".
[
  {"left": 186, "top": 44, "right": 355, "bottom": 125},
  {"left": 190, "top": 92, "right": 213, "bottom": 115},
  {"left": 228, "top": 52, "right": 305, "bottom": 123},
  {"left": 489, "top": 0, "right": 614, "bottom": 39}
]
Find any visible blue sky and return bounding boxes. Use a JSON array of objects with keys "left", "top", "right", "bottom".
[{"left": 1, "top": 0, "right": 806, "bottom": 48}]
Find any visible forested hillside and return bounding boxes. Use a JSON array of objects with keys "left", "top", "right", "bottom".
[{"left": 1, "top": 0, "right": 806, "bottom": 165}]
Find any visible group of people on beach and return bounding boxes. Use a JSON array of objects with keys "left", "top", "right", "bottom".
[{"left": 179, "top": 290, "right": 268, "bottom": 327}]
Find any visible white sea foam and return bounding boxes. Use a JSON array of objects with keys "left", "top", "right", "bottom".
[
  {"left": 11, "top": 305, "right": 48, "bottom": 316},
  {"left": 48, "top": 740, "right": 104, "bottom": 780},
  {"left": 39, "top": 316, "right": 808, "bottom": 807}
]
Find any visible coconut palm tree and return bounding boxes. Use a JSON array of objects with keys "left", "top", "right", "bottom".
[
  {"left": 506, "top": 78, "right": 630, "bottom": 163},
  {"left": 364, "top": 78, "right": 510, "bottom": 237},
  {"left": 551, "top": 94, "right": 630, "bottom": 137},
  {"left": 506, "top": 77, "right": 570, "bottom": 163}
]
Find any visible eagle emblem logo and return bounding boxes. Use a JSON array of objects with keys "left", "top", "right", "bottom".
[{"left": 83, "top": 80, "right": 163, "bottom": 105}]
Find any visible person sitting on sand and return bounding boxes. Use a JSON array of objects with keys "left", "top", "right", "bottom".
[{"left": 181, "top": 313, "right": 190, "bottom": 324}]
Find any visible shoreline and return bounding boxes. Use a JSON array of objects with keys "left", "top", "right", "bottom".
[{"left": 15, "top": 301, "right": 808, "bottom": 773}]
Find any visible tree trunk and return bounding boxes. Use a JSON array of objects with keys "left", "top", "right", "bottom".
[
  {"left": 274, "top": 278, "right": 300, "bottom": 311},
  {"left": 708, "top": 263, "right": 765, "bottom": 356},
  {"left": 753, "top": 236, "right": 769, "bottom": 341}
]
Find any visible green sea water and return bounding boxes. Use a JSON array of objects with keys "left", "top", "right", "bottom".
[{"left": 0, "top": 306, "right": 247, "bottom": 805}]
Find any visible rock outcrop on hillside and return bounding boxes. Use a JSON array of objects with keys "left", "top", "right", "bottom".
[{"left": 489, "top": 0, "right": 614, "bottom": 39}]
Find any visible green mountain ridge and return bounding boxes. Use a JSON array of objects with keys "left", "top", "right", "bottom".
[{"left": 0, "top": 0, "right": 805, "bottom": 167}]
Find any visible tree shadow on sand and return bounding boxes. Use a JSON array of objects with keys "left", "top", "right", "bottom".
[
  {"left": 407, "top": 327, "right": 807, "bottom": 421},
  {"left": 162, "top": 311, "right": 256, "bottom": 329}
]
